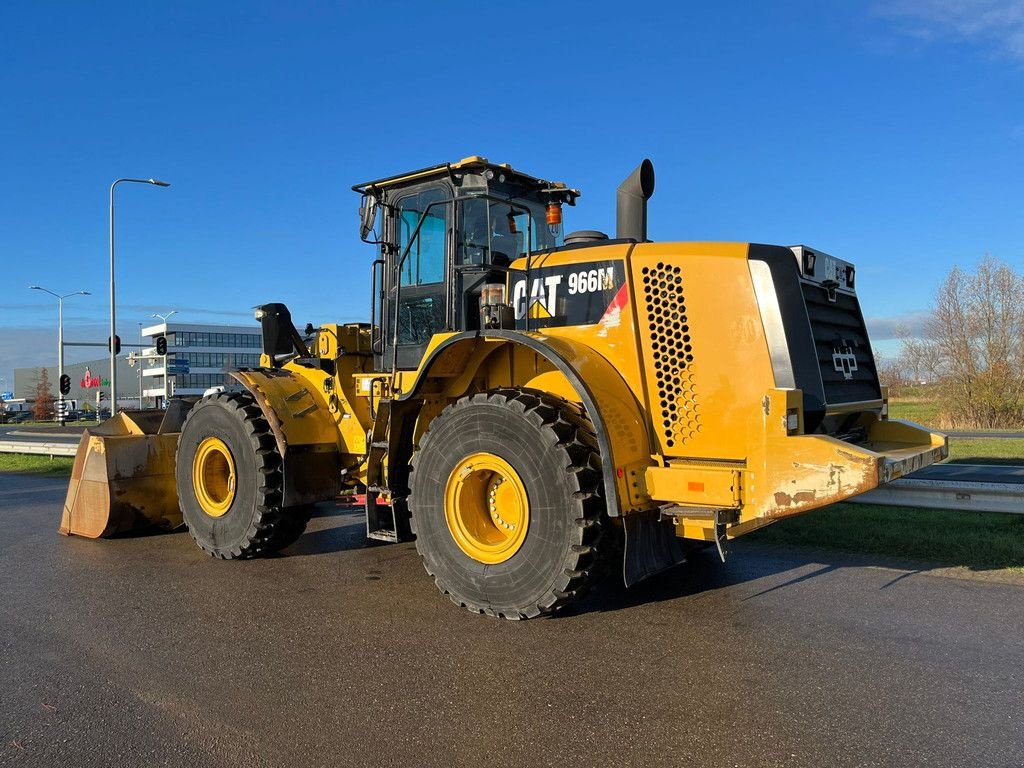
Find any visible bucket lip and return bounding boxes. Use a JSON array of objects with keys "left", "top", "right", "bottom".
[{"left": 86, "top": 411, "right": 165, "bottom": 437}]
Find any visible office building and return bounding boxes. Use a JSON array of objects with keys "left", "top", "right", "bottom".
[
  {"left": 14, "top": 321, "right": 264, "bottom": 409},
  {"left": 140, "top": 321, "right": 263, "bottom": 404}
]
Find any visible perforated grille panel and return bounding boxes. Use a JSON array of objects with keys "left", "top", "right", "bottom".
[{"left": 641, "top": 262, "right": 699, "bottom": 450}]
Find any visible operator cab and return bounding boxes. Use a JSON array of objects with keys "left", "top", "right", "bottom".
[{"left": 353, "top": 156, "right": 579, "bottom": 370}]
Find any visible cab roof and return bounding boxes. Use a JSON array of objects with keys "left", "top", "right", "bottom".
[{"left": 351, "top": 155, "right": 579, "bottom": 202}]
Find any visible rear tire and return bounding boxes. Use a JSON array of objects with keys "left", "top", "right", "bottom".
[
  {"left": 409, "top": 389, "right": 607, "bottom": 619},
  {"left": 176, "top": 391, "right": 310, "bottom": 559}
]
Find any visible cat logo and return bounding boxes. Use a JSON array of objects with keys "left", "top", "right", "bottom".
[
  {"left": 528, "top": 299, "right": 552, "bottom": 319},
  {"left": 832, "top": 342, "right": 858, "bottom": 380},
  {"left": 513, "top": 275, "right": 563, "bottom": 320}
]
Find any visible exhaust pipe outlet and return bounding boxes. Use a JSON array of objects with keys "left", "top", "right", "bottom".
[{"left": 616, "top": 159, "right": 655, "bottom": 242}]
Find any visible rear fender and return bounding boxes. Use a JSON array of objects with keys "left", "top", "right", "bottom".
[{"left": 400, "top": 331, "right": 655, "bottom": 516}]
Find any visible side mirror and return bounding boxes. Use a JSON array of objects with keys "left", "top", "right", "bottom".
[{"left": 359, "top": 194, "right": 378, "bottom": 241}]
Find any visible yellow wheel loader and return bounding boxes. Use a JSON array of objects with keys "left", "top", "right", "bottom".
[{"left": 61, "top": 156, "right": 947, "bottom": 619}]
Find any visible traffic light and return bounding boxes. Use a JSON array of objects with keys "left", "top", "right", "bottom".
[
  {"left": 156, "top": 336, "right": 167, "bottom": 355},
  {"left": 108, "top": 335, "right": 121, "bottom": 355},
  {"left": 59, "top": 374, "right": 71, "bottom": 395}
]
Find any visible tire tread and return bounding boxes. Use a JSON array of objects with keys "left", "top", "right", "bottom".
[
  {"left": 178, "top": 391, "right": 310, "bottom": 559},
  {"left": 409, "top": 388, "right": 608, "bottom": 619}
]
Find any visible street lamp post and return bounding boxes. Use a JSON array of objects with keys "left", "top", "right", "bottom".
[
  {"left": 29, "top": 286, "right": 91, "bottom": 425},
  {"left": 152, "top": 310, "right": 177, "bottom": 404},
  {"left": 137, "top": 321, "right": 143, "bottom": 409},
  {"left": 109, "top": 177, "right": 170, "bottom": 413}
]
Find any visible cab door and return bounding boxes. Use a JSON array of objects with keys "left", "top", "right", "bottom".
[{"left": 384, "top": 185, "right": 451, "bottom": 370}]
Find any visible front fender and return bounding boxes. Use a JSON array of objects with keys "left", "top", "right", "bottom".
[{"left": 229, "top": 368, "right": 342, "bottom": 507}]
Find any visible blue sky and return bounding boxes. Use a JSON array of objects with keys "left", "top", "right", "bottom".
[{"left": 1, "top": 1, "right": 1022, "bottom": 389}]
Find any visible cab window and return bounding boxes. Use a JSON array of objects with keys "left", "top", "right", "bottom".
[
  {"left": 397, "top": 187, "right": 447, "bottom": 286},
  {"left": 460, "top": 198, "right": 562, "bottom": 266}
]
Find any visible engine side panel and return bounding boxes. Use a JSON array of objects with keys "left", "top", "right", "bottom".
[{"left": 628, "top": 242, "right": 776, "bottom": 460}]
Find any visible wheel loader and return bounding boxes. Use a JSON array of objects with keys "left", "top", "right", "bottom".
[{"left": 61, "top": 156, "right": 947, "bottom": 619}]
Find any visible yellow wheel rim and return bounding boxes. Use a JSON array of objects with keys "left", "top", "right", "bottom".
[
  {"left": 444, "top": 452, "right": 529, "bottom": 564},
  {"left": 192, "top": 437, "right": 236, "bottom": 518}
]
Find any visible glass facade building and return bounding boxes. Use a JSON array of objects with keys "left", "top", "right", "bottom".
[{"left": 140, "top": 321, "right": 263, "bottom": 403}]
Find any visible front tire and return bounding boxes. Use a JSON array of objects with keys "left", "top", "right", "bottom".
[
  {"left": 176, "top": 391, "right": 310, "bottom": 559},
  {"left": 409, "top": 389, "right": 607, "bottom": 619}
]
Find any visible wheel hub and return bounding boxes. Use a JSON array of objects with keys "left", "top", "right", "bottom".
[
  {"left": 192, "top": 437, "right": 236, "bottom": 518},
  {"left": 444, "top": 452, "right": 529, "bottom": 564}
]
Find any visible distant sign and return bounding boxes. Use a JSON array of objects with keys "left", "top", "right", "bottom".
[
  {"left": 0, "top": 391, "right": 12, "bottom": 400},
  {"left": 80, "top": 367, "right": 109, "bottom": 389}
]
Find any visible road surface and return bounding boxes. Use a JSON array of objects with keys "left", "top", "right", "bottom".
[
  {"left": 0, "top": 426, "right": 86, "bottom": 443},
  {"left": 1, "top": 473, "right": 1022, "bottom": 767},
  {"left": 910, "top": 463, "right": 1024, "bottom": 485}
]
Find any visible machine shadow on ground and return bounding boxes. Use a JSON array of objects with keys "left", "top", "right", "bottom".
[{"left": 281, "top": 500, "right": 980, "bottom": 618}]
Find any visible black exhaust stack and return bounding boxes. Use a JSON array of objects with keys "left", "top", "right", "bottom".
[{"left": 616, "top": 159, "right": 656, "bottom": 242}]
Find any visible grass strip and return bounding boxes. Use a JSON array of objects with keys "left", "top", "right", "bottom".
[
  {"left": 749, "top": 502, "right": 1024, "bottom": 573},
  {"left": 946, "top": 438, "right": 1023, "bottom": 465},
  {"left": 888, "top": 400, "right": 941, "bottom": 425},
  {"left": 0, "top": 454, "right": 74, "bottom": 477}
]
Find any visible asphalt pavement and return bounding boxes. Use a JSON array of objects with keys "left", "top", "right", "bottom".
[
  {"left": 0, "top": 426, "right": 87, "bottom": 443},
  {"left": 2, "top": 473, "right": 1023, "bottom": 767},
  {"left": 911, "top": 463, "right": 1024, "bottom": 485}
]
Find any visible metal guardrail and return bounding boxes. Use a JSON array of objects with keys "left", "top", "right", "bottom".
[
  {"left": 0, "top": 440, "right": 77, "bottom": 457},
  {"left": 850, "top": 478, "right": 1022, "bottom": 515}
]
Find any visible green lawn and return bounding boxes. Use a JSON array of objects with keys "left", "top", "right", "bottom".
[
  {"left": 888, "top": 397, "right": 1023, "bottom": 464},
  {"left": 749, "top": 502, "right": 1024, "bottom": 573},
  {"left": 0, "top": 454, "right": 74, "bottom": 477},
  {"left": 889, "top": 400, "right": 941, "bottom": 426},
  {"left": 947, "top": 438, "right": 1024, "bottom": 465}
]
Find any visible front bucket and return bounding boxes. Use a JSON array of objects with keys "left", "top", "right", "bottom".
[{"left": 60, "top": 410, "right": 182, "bottom": 538}]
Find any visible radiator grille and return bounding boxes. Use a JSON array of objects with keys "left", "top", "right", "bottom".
[
  {"left": 642, "top": 263, "right": 700, "bottom": 449},
  {"left": 801, "top": 283, "right": 881, "bottom": 404}
]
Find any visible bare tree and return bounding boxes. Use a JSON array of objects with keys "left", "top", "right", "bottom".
[
  {"left": 908, "top": 256, "right": 1024, "bottom": 429},
  {"left": 875, "top": 351, "right": 911, "bottom": 391},
  {"left": 33, "top": 368, "right": 56, "bottom": 421}
]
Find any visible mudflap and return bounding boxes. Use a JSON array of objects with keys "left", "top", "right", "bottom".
[{"left": 622, "top": 509, "right": 688, "bottom": 587}]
